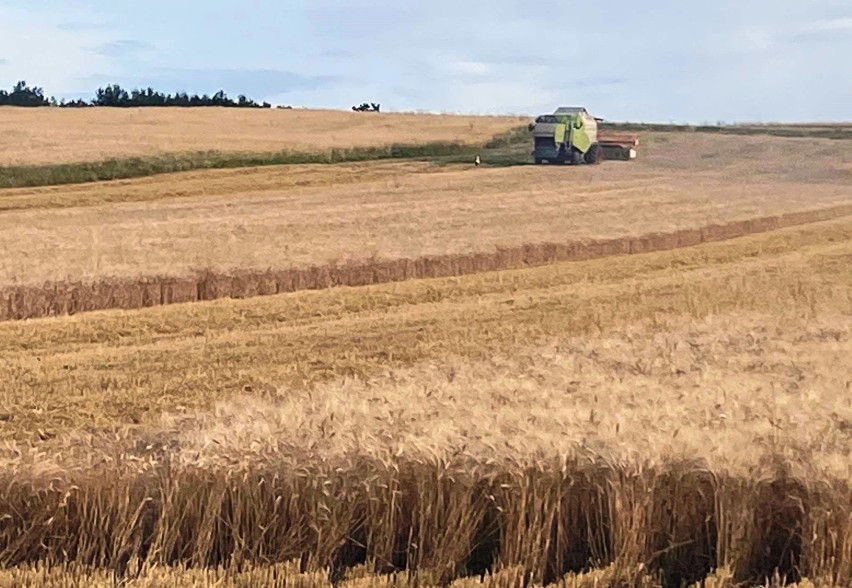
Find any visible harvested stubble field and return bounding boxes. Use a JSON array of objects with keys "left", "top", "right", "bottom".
[
  {"left": 1, "top": 215, "right": 851, "bottom": 587},
  {"left": 0, "top": 132, "right": 849, "bottom": 320},
  {"left": 607, "top": 122, "right": 852, "bottom": 142},
  {"left": 0, "top": 107, "right": 527, "bottom": 166}
]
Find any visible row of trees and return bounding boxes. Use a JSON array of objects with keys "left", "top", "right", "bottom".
[
  {"left": 0, "top": 81, "right": 51, "bottom": 106},
  {"left": 0, "top": 81, "right": 272, "bottom": 108}
]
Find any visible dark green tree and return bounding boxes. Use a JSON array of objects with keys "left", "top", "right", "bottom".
[
  {"left": 94, "top": 84, "right": 131, "bottom": 107},
  {"left": 0, "top": 81, "right": 50, "bottom": 106}
]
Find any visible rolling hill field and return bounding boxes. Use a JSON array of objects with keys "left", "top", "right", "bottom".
[
  {"left": 0, "top": 107, "right": 527, "bottom": 166},
  {"left": 0, "top": 110, "right": 850, "bottom": 587}
]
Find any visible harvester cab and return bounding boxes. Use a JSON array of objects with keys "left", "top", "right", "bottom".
[{"left": 531, "top": 106, "right": 639, "bottom": 165}]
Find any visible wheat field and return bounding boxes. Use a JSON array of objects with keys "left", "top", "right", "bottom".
[
  {"left": 0, "top": 113, "right": 851, "bottom": 586},
  {"left": 0, "top": 107, "right": 527, "bottom": 166},
  {"left": 1, "top": 216, "right": 851, "bottom": 586},
  {"left": 0, "top": 215, "right": 847, "bottom": 438},
  {"left": 0, "top": 133, "right": 849, "bottom": 288}
]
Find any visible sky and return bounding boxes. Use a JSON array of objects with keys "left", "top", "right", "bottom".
[{"left": 0, "top": 0, "right": 850, "bottom": 122}]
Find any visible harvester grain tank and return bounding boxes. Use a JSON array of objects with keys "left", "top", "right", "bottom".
[{"left": 530, "top": 107, "right": 639, "bottom": 164}]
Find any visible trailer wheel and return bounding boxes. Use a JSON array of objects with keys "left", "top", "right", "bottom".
[{"left": 584, "top": 144, "right": 604, "bottom": 165}]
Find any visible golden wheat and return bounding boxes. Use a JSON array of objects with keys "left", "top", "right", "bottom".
[
  {"left": 0, "top": 216, "right": 848, "bottom": 438},
  {"left": 2, "top": 562, "right": 845, "bottom": 587},
  {"left": 0, "top": 204, "right": 847, "bottom": 321},
  {"left": 0, "top": 107, "right": 527, "bottom": 166},
  {"left": 10, "top": 562, "right": 833, "bottom": 588},
  {"left": 1, "top": 219, "right": 849, "bottom": 586},
  {"left": 1, "top": 122, "right": 850, "bottom": 585}
]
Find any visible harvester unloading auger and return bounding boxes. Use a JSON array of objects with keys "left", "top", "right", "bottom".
[{"left": 529, "top": 107, "right": 639, "bottom": 164}]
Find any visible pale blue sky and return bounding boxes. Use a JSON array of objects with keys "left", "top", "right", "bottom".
[{"left": 0, "top": 0, "right": 850, "bottom": 122}]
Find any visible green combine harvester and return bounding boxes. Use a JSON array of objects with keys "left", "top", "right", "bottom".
[{"left": 530, "top": 106, "right": 639, "bottom": 165}]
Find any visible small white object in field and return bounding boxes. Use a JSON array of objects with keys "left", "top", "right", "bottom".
[{"left": 474, "top": 155, "right": 481, "bottom": 166}]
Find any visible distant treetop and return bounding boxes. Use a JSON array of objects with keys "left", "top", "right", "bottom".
[
  {"left": 0, "top": 81, "right": 51, "bottom": 107},
  {"left": 352, "top": 102, "right": 381, "bottom": 112},
  {"left": 0, "top": 81, "right": 273, "bottom": 108}
]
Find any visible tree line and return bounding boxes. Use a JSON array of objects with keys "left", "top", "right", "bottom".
[{"left": 0, "top": 81, "right": 272, "bottom": 108}]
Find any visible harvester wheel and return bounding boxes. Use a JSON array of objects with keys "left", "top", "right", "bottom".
[
  {"left": 570, "top": 149, "right": 584, "bottom": 165},
  {"left": 584, "top": 144, "right": 604, "bottom": 165}
]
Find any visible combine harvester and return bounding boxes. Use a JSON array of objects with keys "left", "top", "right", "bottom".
[{"left": 530, "top": 106, "right": 639, "bottom": 164}]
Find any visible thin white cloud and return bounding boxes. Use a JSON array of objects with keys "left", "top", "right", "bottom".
[
  {"left": 803, "top": 16, "right": 852, "bottom": 32},
  {"left": 93, "top": 39, "right": 155, "bottom": 59},
  {"left": 445, "top": 61, "right": 491, "bottom": 77},
  {"left": 736, "top": 28, "right": 774, "bottom": 52},
  {"left": 0, "top": 5, "right": 118, "bottom": 93}
]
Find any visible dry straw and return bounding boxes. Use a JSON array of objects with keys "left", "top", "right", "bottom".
[{"left": 0, "top": 452, "right": 849, "bottom": 587}]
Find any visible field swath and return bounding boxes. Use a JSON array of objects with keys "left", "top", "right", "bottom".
[{"left": 2, "top": 203, "right": 850, "bottom": 321}]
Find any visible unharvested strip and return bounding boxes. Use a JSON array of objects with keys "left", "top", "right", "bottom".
[
  {"left": 2, "top": 204, "right": 850, "bottom": 321},
  {"left": 2, "top": 454, "right": 848, "bottom": 587}
]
